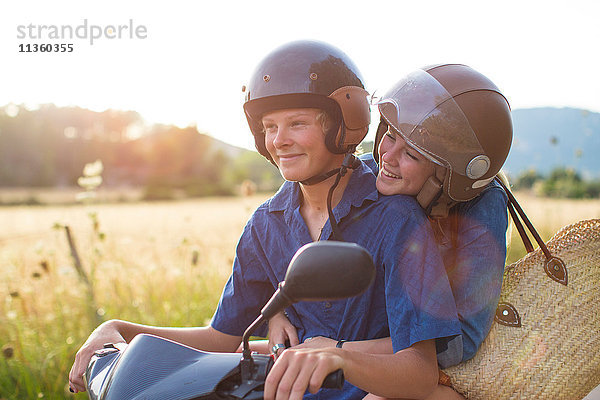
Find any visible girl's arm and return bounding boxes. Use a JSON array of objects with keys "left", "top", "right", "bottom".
[
  {"left": 295, "top": 335, "right": 393, "bottom": 354},
  {"left": 363, "top": 384, "right": 465, "bottom": 400},
  {"left": 267, "top": 313, "right": 393, "bottom": 355},
  {"left": 264, "top": 339, "right": 439, "bottom": 400}
]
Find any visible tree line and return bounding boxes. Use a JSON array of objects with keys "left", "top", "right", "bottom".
[
  {"left": 513, "top": 167, "right": 600, "bottom": 198},
  {"left": 0, "top": 104, "right": 282, "bottom": 199},
  {"left": 2, "top": 104, "right": 597, "bottom": 201}
]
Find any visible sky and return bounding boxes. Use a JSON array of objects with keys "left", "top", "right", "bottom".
[{"left": 1, "top": 0, "right": 599, "bottom": 150}]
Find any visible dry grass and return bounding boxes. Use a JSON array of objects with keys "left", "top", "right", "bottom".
[
  {"left": 510, "top": 192, "right": 600, "bottom": 230},
  {"left": 0, "top": 195, "right": 269, "bottom": 399},
  {"left": 506, "top": 192, "right": 600, "bottom": 264}
]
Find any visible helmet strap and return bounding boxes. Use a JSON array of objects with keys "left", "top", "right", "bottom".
[
  {"left": 417, "top": 175, "right": 443, "bottom": 215},
  {"left": 300, "top": 168, "right": 341, "bottom": 186},
  {"left": 417, "top": 166, "right": 455, "bottom": 218},
  {"left": 325, "top": 153, "right": 360, "bottom": 241},
  {"left": 428, "top": 193, "right": 456, "bottom": 219}
]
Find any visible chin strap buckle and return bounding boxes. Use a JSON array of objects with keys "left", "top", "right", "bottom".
[{"left": 339, "top": 153, "right": 360, "bottom": 176}]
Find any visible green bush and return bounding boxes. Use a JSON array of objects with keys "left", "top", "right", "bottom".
[
  {"left": 514, "top": 169, "right": 544, "bottom": 190},
  {"left": 534, "top": 167, "right": 600, "bottom": 198}
]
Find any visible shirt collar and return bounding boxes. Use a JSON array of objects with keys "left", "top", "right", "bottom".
[{"left": 268, "top": 159, "right": 379, "bottom": 221}]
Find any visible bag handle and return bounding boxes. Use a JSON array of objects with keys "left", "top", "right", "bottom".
[
  {"left": 493, "top": 176, "right": 567, "bottom": 328},
  {"left": 494, "top": 176, "right": 568, "bottom": 286}
]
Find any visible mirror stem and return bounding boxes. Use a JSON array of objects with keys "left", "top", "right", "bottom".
[
  {"left": 241, "top": 314, "right": 266, "bottom": 360},
  {"left": 241, "top": 283, "right": 293, "bottom": 360},
  {"left": 261, "top": 284, "right": 293, "bottom": 320}
]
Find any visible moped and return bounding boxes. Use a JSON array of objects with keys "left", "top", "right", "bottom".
[{"left": 84, "top": 241, "right": 375, "bottom": 399}]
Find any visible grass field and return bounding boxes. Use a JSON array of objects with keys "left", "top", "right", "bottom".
[{"left": 1, "top": 192, "right": 599, "bottom": 399}]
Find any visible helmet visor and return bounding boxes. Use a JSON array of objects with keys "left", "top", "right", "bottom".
[{"left": 377, "top": 69, "right": 488, "bottom": 179}]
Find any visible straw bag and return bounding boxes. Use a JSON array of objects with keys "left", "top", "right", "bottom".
[{"left": 443, "top": 216, "right": 600, "bottom": 399}]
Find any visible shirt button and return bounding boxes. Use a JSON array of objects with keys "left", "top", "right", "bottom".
[{"left": 324, "top": 302, "right": 332, "bottom": 308}]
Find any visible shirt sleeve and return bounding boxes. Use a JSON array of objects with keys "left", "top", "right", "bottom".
[
  {"left": 383, "top": 199, "right": 461, "bottom": 354},
  {"left": 449, "top": 184, "right": 508, "bottom": 362},
  {"left": 210, "top": 215, "right": 275, "bottom": 337}
]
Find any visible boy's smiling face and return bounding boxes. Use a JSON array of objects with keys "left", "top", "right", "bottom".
[{"left": 262, "top": 108, "right": 341, "bottom": 182}]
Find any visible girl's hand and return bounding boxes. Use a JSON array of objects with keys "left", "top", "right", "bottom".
[{"left": 268, "top": 312, "right": 299, "bottom": 358}]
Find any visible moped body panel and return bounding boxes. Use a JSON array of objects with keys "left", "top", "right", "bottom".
[{"left": 86, "top": 334, "right": 243, "bottom": 400}]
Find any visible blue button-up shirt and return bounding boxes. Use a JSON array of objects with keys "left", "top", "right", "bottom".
[{"left": 211, "top": 160, "right": 460, "bottom": 399}]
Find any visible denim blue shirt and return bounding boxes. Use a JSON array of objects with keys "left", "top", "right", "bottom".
[
  {"left": 211, "top": 160, "right": 460, "bottom": 399},
  {"left": 361, "top": 153, "right": 508, "bottom": 367},
  {"left": 433, "top": 177, "right": 508, "bottom": 365}
]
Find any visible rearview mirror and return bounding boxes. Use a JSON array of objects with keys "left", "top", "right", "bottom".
[
  {"left": 241, "top": 241, "right": 375, "bottom": 360},
  {"left": 260, "top": 241, "right": 375, "bottom": 320},
  {"left": 283, "top": 241, "right": 375, "bottom": 301}
]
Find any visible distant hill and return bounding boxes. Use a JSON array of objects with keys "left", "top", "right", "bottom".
[
  {"left": 505, "top": 107, "right": 600, "bottom": 179},
  {"left": 363, "top": 107, "right": 600, "bottom": 180}
]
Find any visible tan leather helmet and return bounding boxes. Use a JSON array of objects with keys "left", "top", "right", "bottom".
[{"left": 374, "top": 64, "right": 512, "bottom": 217}]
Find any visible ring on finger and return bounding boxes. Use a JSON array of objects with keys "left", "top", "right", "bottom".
[{"left": 271, "top": 343, "right": 286, "bottom": 354}]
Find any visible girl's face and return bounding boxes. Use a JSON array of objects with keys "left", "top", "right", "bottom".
[
  {"left": 263, "top": 108, "right": 341, "bottom": 182},
  {"left": 376, "top": 128, "right": 435, "bottom": 196}
]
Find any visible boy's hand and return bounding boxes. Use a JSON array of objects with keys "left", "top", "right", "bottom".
[
  {"left": 68, "top": 320, "right": 126, "bottom": 393},
  {"left": 264, "top": 347, "right": 344, "bottom": 400}
]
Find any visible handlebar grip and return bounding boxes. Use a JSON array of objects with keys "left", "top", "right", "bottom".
[{"left": 321, "top": 369, "right": 344, "bottom": 389}]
